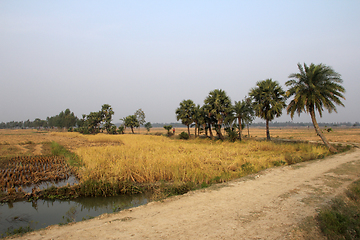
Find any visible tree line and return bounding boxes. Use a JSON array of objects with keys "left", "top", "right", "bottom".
[
  {"left": 0, "top": 105, "right": 152, "bottom": 135},
  {"left": 175, "top": 63, "right": 346, "bottom": 152}
]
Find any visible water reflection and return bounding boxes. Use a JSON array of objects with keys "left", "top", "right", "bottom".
[{"left": 0, "top": 192, "right": 151, "bottom": 237}]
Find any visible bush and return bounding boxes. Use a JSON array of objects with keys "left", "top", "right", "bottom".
[
  {"left": 179, "top": 132, "right": 189, "bottom": 140},
  {"left": 226, "top": 129, "right": 238, "bottom": 142},
  {"left": 108, "top": 125, "right": 117, "bottom": 134},
  {"left": 117, "top": 125, "right": 125, "bottom": 134}
]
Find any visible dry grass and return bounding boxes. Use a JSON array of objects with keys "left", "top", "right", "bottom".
[
  {"left": 75, "top": 134, "right": 330, "bottom": 184},
  {"left": 1, "top": 127, "right": 358, "bottom": 187}
]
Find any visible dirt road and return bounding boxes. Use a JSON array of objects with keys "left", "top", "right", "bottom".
[{"left": 14, "top": 148, "right": 360, "bottom": 240}]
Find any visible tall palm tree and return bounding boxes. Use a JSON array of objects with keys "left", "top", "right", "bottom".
[
  {"left": 249, "top": 79, "right": 286, "bottom": 140},
  {"left": 176, "top": 99, "right": 195, "bottom": 136},
  {"left": 233, "top": 97, "right": 255, "bottom": 141},
  {"left": 204, "top": 89, "right": 232, "bottom": 140},
  {"left": 286, "top": 63, "right": 345, "bottom": 152}
]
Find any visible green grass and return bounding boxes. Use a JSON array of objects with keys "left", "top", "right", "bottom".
[
  {"left": 51, "top": 141, "right": 82, "bottom": 168},
  {"left": 317, "top": 180, "right": 360, "bottom": 239}
]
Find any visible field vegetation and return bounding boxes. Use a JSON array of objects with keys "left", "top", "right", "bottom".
[{"left": 0, "top": 127, "right": 357, "bottom": 202}]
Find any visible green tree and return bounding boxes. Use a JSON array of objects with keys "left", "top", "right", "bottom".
[
  {"left": 286, "top": 63, "right": 345, "bottom": 152},
  {"left": 233, "top": 97, "right": 255, "bottom": 140},
  {"left": 135, "top": 109, "right": 146, "bottom": 133},
  {"left": 176, "top": 99, "right": 195, "bottom": 136},
  {"left": 101, "top": 104, "right": 115, "bottom": 133},
  {"left": 87, "top": 111, "right": 103, "bottom": 133},
  {"left": 192, "top": 105, "right": 204, "bottom": 137},
  {"left": 122, "top": 115, "right": 139, "bottom": 134},
  {"left": 144, "top": 122, "right": 152, "bottom": 132},
  {"left": 204, "top": 89, "right": 232, "bottom": 140},
  {"left": 249, "top": 79, "right": 286, "bottom": 140},
  {"left": 117, "top": 125, "right": 125, "bottom": 134},
  {"left": 163, "top": 125, "right": 173, "bottom": 135}
]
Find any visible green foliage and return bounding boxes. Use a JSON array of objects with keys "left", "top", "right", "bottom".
[
  {"left": 204, "top": 89, "right": 232, "bottom": 140},
  {"left": 286, "top": 63, "right": 345, "bottom": 152},
  {"left": 179, "top": 131, "right": 189, "bottom": 140},
  {"left": 176, "top": 99, "right": 195, "bottom": 136},
  {"left": 47, "top": 109, "right": 78, "bottom": 129},
  {"left": 233, "top": 96, "right": 255, "bottom": 141},
  {"left": 1, "top": 223, "right": 36, "bottom": 238},
  {"left": 117, "top": 125, "right": 125, "bottom": 134},
  {"left": 122, "top": 115, "right": 139, "bottom": 134},
  {"left": 51, "top": 142, "right": 82, "bottom": 168},
  {"left": 108, "top": 125, "right": 117, "bottom": 134},
  {"left": 249, "top": 79, "right": 286, "bottom": 140},
  {"left": 135, "top": 109, "right": 146, "bottom": 126},
  {"left": 101, "top": 104, "right": 115, "bottom": 133},
  {"left": 226, "top": 128, "right": 238, "bottom": 142},
  {"left": 163, "top": 125, "right": 173, "bottom": 135},
  {"left": 144, "top": 122, "right": 152, "bottom": 132},
  {"left": 317, "top": 181, "right": 360, "bottom": 240}
]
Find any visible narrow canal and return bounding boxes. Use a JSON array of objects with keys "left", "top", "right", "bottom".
[{"left": 0, "top": 192, "right": 151, "bottom": 237}]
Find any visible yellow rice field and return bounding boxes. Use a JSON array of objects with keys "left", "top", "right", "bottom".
[
  {"left": 1, "top": 127, "right": 358, "bottom": 188},
  {"left": 75, "top": 134, "right": 330, "bottom": 184}
]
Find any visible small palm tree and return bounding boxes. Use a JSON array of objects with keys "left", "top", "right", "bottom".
[
  {"left": 176, "top": 99, "right": 195, "bottom": 136},
  {"left": 233, "top": 97, "right": 255, "bottom": 141},
  {"left": 249, "top": 79, "right": 286, "bottom": 140},
  {"left": 286, "top": 63, "right": 345, "bottom": 152}
]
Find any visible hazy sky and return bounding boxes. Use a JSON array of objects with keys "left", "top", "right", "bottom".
[{"left": 1, "top": 1, "right": 359, "bottom": 124}]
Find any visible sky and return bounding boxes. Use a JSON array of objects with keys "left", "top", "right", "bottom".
[{"left": 1, "top": 1, "right": 359, "bottom": 124}]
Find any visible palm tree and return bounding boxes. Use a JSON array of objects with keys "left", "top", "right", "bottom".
[
  {"left": 249, "top": 79, "right": 286, "bottom": 140},
  {"left": 286, "top": 63, "right": 345, "bottom": 152},
  {"left": 176, "top": 99, "right": 195, "bottom": 136},
  {"left": 192, "top": 104, "right": 204, "bottom": 137},
  {"left": 204, "top": 89, "right": 232, "bottom": 140},
  {"left": 233, "top": 97, "right": 255, "bottom": 141}
]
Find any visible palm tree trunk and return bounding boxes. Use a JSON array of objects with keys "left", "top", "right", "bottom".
[
  {"left": 208, "top": 123, "right": 213, "bottom": 139},
  {"left": 237, "top": 116, "right": 242, "bottom": 141},
  {"left": 266, "top": 119, "right": 270, "bottom": 140},
  {"left": 310, "top": 110, "right": 337, "bottom": 153}
]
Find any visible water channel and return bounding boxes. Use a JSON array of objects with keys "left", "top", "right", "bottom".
[{"left": 0, "top": 192, "right": 151, "bottom": 237}]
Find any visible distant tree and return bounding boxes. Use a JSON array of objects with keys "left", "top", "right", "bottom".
[
  {"left": 87, "top": 111, "right": 103, "bottom": 133},
  {"left": 286, "top": 63, "right": 345, "bottom": 152},
  {"left": 204, "top": 89, "right": 232, "bottom": 140},
  {"left": 122, "top": 115, "right": 139, "bottom": 134},
  {"left": 163, "top": 125, "right": 173, "bottom": 135},
  {"left": 249, "top": 79, "right": 286, "bottom": 140},
  {"left": 144, "top": 122, "right": 152, "bottom": 132},
  {"left": 176, "top": 99, "right": 195, "bottom": 136},
  {"left": 101, "top": 104, "right": 115, "bottom": 133},
  {"left": 117, "top": 125, "right": 125, "bottom": 134},
  {"left": 243, "top": 97, "right": 255, "bottom": 138},
  {"left": 135, "top": 109, "right": 146, "bottom": 126},
  {"left": 233, "top": 97, "right": 255, "bottom": 141},
  {"left": 192, "top": 105, "right": 205, "bottom": 137}
]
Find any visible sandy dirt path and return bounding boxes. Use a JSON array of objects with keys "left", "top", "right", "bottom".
[{"left": 14, "top": 148, "right": 360, "bottom": 240}]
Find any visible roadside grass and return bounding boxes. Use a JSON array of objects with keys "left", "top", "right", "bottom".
[{"left": 317, "top": 180, "right": 360, "bottom": 239}]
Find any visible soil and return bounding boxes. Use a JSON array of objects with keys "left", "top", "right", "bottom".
[{"left": 10, "top": 147, "right": 360, "bottom": 240}]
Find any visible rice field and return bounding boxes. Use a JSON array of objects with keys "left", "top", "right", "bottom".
[
  {"left": 0, "top": 155, "right": 73, "bottom": 193},
  {"left": 75, "top": 134, "right": 331, "bottom": 185},
  {"left": 0, "top": 127, "right": 358, "bottom": 199}
]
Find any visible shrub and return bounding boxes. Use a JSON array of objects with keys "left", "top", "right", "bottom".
[
  {"left": 179, "top": 131, "right": 189, "bottom": 140},
  {"left": 117, "top": 125, "right": 125, "bottom": 134}
]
